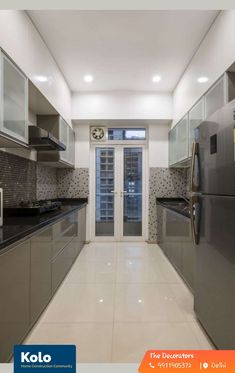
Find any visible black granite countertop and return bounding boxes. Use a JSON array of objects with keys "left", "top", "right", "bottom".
[
  {"left": 156, "top": 198, "right": 191, "bottom": 219},
  {"left": 0, "top": 198, "right": 88, "bottom": 252}
]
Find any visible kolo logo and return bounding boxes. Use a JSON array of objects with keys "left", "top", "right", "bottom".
[{"left": 21, "top": 352, "right": 52, "bottom": 363}]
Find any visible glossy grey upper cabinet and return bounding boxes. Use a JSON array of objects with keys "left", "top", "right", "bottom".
[
  {"left": 59, "top": 117, "right": 69, "bottom": 163},
  {"left": 188, "top": 98, "right": 204, "bottom": 156},
  {"left": 169, "top": 115, "right": 189, "bottom": 167},
  {"left": 176, "top": 115, "right": 189, "bottom": 162},
  {"left": 168, "top": 126, "right": 177, "bottom": 166},
  {"left": 36, "top": 114, "right": 75, "bottom": 168},
  {"left": 0, "top": 51, "right": 28, "bottom": 146},
  {"left": 205, "top": 76, "right": 226, "bottom": 119},
  {"left": 68, "top": 125, "right": 75, "bottom": 166},
  {"left": 60, "top": 119, "right": 75, "bottom": 166}
]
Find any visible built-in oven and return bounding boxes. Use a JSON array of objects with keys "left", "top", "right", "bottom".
[{"left": 0, "top": 188, "right": 3, "bottom": 227}]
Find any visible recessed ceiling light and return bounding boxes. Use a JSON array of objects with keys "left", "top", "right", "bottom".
[
  {"left": 152, "top": 75, "right": 162, "bottom": 83},
  {"left": 197, "top": 76, "right": 209, "bottom": 83},
  {"left": 35, "top": 75, "right": 48, "bottom": 82},
  {"left": 84, "top": 74, "right": 94, "bottom": 83}
]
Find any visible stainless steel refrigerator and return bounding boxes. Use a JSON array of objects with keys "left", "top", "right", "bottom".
[{"left": 190, "top": 99, "right": 235, "bottom": 349}]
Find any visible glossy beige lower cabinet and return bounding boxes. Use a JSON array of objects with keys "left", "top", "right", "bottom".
[
  {"left": 30, "top": 226, "right": 53, "bottom": 324},
  {"left": 52, "top": 240, "right": 75, "bottom": 293},
  {"left": 157, "top": 205, "right": 194, "bottom": 291},
  {"left": 0, "top": 240, "right": 30, "bottom": 362},
  {"left": 0, "top": 206, "right": 87, "bottom": 362},
  {"left": 52, "top": 208, "right": 86, "bottom": 293}
]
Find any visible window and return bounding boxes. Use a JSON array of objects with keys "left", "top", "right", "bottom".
[{"left": 108, "top": 128, "right": 146, "bottom": 140}]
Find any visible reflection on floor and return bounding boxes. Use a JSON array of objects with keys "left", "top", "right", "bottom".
[{"left": 24, "top": 242, "right": 213, "bottom": 363}]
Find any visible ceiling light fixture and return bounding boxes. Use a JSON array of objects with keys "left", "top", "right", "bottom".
[
  {"left": 35, "top": 75, "right": 48, "bottom": 82},
  {"left": 152, "top": 75, "right": 162, "bottom": 83},
  {"left": 84, "top": 74, "right": 94, "bottom": 83},
  {"left": 197, "top": 76, "right": 209, "bottom": 83}
]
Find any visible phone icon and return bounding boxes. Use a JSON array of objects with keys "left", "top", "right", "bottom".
[{"left": 149, "top": 362, "right": 155, "bottom": 369}]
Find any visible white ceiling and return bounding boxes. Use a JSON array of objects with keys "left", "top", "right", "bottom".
[{"left": 28, "top": 10, "right": 219, "bottom": 92}]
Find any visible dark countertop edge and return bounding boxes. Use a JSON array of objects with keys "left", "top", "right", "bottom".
[
  {"left": 156, "top": 198, "right": 190, "bottom": 219},
  {"left": 51, "top": 198, "right": 88, "bottom": 205},
  {"left": 0, "top": 201, "right": 88, "bottom": 252}
]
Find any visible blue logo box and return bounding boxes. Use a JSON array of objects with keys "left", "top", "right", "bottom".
[{"left": 14, "top": 345, "right": 76, "bottom": 373}]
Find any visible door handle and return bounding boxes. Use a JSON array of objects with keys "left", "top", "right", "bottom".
[
  {"left": 120, "top": 191, "right": 127, "bottom": 197},
  {"left": 190, "top": 142, "right": 200, "bottom": 192},
  {"left": 110, "top": 190, "right": 117, "bottom": 194},
  {"left": 190, "top": 195, "right": 200, "bottom": 245}
]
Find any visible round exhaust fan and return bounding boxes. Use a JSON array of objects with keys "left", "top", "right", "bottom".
[{"left": 90, "top": 127, "right": 106, "bottom": 141}]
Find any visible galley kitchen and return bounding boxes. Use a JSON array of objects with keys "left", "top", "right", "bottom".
[{"left": 0, "top": 8, "right": 234, "bottom": 364}]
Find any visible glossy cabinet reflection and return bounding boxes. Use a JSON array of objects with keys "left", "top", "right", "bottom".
[
  {"left": 176, "top": 115, "right": 189, "bottom": 162},
  {"left": 52, "top": 211, "right": 76, "bottom": 293},
  {"left": 168, "top": 126, "right": 177, "bottom": 166},
  {"left": 157, "top": 205, "right": 194, "bottom": 291},
  {"left": 36, "top": 114, "right": 75, "bottom": 168},
  {"left": 188, "top": 98, "right": 204, "bottom": 156},
  {"left": 0, "top": 240, "right": 30, "bottom": 362},
  {"left": 168, "top": 73, "right": 235, "bottom": 167},
  {"left": 0, "top": 206, "right": 86, "bottom": 362},
  {"left": 0, "top": 51, "right": 28, "bottom": 145},
  {"left": 205, "top": 76, "right": 225, "bottom": 119},
  {"left": 168, "top": 115, "right": 189, "bottom": 166},
  {"left": 30, "top": 226, "right": 53, "bottom": 324}
]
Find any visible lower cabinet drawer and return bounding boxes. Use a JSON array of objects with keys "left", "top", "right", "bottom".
[
  {"left": 0, "top": 240, "right": 30, "bottom": 362},
  {"left": 52, "top": 241, "right": 76, "bottom": 293},
  {"left": 52, "top": 224, "right": 76, "bottom": 259}
]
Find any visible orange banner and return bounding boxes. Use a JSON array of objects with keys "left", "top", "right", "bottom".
[{"left": 139, "top": 350, "right": 235, "bottom": 373}]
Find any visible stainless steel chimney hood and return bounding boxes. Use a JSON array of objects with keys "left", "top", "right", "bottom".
[{"left": 28, "top": 125, "right": 66, "bottom": 151}]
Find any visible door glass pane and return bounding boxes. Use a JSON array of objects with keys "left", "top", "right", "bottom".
[
  {"left": 123, "top": 148, "right": 142, "bottom": 236},
  {"left": 3, "top": 57, "right": 26, "bottom": 139},
  {"left": 96, "top": 148, "right": 115, "bottom": 236}
]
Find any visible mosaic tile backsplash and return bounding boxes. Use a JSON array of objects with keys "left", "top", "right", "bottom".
[
  {"left": 36, "top": 164, "right": 57, "bottom": 200},
  {"left": 57, "top": 168, "right": 89, "bottom": 198},
  {"left": 0, "top": 150, "right": 36, "bottom": 207},
  {"left": 1, "top": 149, "right": 188, "bottom": 242},
  {"left": 0, "top": 150, "right": 89, "bottom": 206},
  {"left": 148, "top": 167, "right": 189, "bottom": 243}
]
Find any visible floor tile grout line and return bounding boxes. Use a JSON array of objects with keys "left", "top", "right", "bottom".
[
  {"left": 110, "top": 241, "right": 119, "bottom": 363},
  {"left": 25, "top": 242, "right": 213, "bottom": 360}
]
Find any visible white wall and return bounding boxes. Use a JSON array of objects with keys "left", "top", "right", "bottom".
[
  {"left": 74, "top": 123, "right": 90, "bottom": 168},
  {"left": 149, "top": 121, "right": 170, "bottom": 168},
  {"left": 72, "top": 91, "right": 172, "bottom": 120},
  {"left": 73, "top": 121, "right": 170, "bottom": 169},
  {"left": 0, "top": 10, "right": 71, "bottom": 122},
  {"left": 173, "top": 10, "right": 235, "bottom": 124}
]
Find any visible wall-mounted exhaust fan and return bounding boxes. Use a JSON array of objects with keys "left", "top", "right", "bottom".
[{"left": 90, "top": 127, "right": 106, "bottom": 141}]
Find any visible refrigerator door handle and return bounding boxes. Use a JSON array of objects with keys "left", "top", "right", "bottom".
[
  {"left": 191, "top": 195, "right": 200, "bottom": 245},
  {"left": 190, "top": 142, "right": 200, "bottom": 192}
]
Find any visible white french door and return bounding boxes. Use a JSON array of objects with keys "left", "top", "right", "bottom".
[{"left": 90, "top": 144, "right": 147, "bottom": 241}]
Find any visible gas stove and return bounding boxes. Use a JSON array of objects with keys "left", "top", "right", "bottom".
[{"left": 4, "top": 200, "right": 62, "bottom": 216}]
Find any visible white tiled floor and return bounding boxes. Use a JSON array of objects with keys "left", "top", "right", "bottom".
[{"left": 24, "top": 242, "right": 214, "bottom": 363}]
